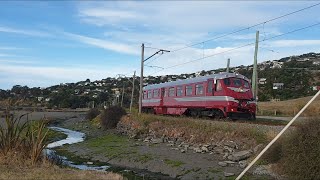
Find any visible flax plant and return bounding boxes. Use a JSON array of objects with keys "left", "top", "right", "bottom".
[{"left": 0, "top": 111, "right": 28, "bottom": 155}]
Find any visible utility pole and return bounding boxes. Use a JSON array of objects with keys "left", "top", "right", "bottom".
[
  {"left": 226, "top": 58, "right": 230, "bottom": 72},
  {"left": 252, "top": 31, "right": 259, "bottom": 104},
  {"left": 120, "top": 83, "right": 125, "bottom": 107},
  {"left": 139, "top": 43, "right": 144, "bottom": 114},
  {"left": 130, "top": 71, "right": 136, "bottom": 113},
  {"left": 138, "top": 44, "right": 170, "bottom": 114}
]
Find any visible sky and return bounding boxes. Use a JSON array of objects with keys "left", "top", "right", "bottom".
[{"left": 0, "top": 1, "right": 320, "bottom": 90}]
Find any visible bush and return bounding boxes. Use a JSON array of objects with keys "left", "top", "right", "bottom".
[
  {"left": 86, "top": 108, "right": 100, "bottom": 120},
  {"left": 101, "top": 106, "right": 127, "bottom": 129},
  {"left": 263, "top": 118, "right": 320, "bottom": 179},
  {"left": 280, "top": 118, "right": 320, "bottom": 180}
]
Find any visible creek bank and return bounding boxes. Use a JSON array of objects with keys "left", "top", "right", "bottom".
[{"left": 51, "top": 114, "right": 275, "bottom": 180}]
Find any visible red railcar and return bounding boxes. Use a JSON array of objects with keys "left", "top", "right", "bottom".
[{"left": 142, "top": 72, "right": 256, "bottom": 119}]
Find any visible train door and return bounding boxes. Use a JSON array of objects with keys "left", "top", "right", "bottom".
[
  {"left": 207, "top": 79, "right": 214, "bottom": 96},
  {"left": 160, "top": 88, "right": 167, "bottom": 114}
]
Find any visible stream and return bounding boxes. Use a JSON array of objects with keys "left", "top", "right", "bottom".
[
  {"left": 46, "top": 126, "right": 173, "bottom": 180},
  {"left": 46, "top": 127, "right": 110, "bottom": 171}
]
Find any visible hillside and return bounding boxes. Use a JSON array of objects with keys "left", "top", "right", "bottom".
[{"left": 0, "top": 52, "right": 319, "bottom": 109}]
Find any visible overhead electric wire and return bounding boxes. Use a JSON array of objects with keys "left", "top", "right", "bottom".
[
  {"left": 148, "top": 21, "right": 320, "bottom": 76},
  {"left": 169, "top": 2, "right": 320, "bottom": 53},
  {"left": 112, "top": 2, "right": 320, "bottom": 78}
]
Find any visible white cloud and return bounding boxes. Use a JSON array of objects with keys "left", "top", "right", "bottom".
[
  {"left": 0, "top": 26, "right": 52, "bottom": 37},
  {"left": 0, "top": 63, "right": 134, "bottom": 88},
  {"left": 267, "top": 40, "right": 320, "bottom": 48},
  {"left": 64, "top": 32, "right": 139, "bottom": 55}
]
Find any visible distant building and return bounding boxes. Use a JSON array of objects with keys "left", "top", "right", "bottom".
[
  {"left": 258, "top": 78, "right": 267, "bottom": 85},
  {"left": 273, "top": 83, "right": 284, "bottom": 90}
]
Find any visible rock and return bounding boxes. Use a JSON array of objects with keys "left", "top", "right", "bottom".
[
  {"left": 239, "top": 160, "right": 247, "bottom": 168},
  {"left": 213, "top": 147, "right": 224, "bottom": 154},
  {"left": 86, "top": 161, "right": 93, "bottom": 165},
  {"left": 253, "top": 144, "right": 264, "bottom": 154},
  {"left": 166, "top": 143, "right": 175, "bottom": 147},
  {"left": 201, "top": 146, "right": 209, "bottom": 153},
  {"left": 224, "top": 172, "right": 235, "bottom": 177},
  {"left": 253, "top": 165, "right": 277, "bottom": 177},
  {"left": 223, "top": 152, "right": 229, "bottom": 159},
  {"left": 151, "top": 138, "right": 163, "bottom": 144},
  {"left": 194, "top": 147, "right": 202, "bottom": 153},
  {"left": 228, "top": 150, "right": 252, "bottom": 162},
  {"left": 223, "top": 146, "right": 234, "bottom": 153},
  {"left": 218, "top": 161, "right": 228, "bottom": 167},
  {"left": 224, "top": 161, "right": 236, "bottom": 164},
  {"left": 224, "top": 141, "right": 238, "bottom": 149},
  {"left": 171, "top": 148, "right": 180, "bottom": 151},
  {"left": 180, "top": 149, "right": 186, "bottom": 153}
]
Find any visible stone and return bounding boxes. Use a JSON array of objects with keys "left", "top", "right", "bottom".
[
  {"left": 171, "top": 148, "right": 180, "bottom": 151},
  {"left": 224, "top": 161, "right": 236, "bottom": 164},
  {"left": 253, "top": 144, "right": 264, "bottom": 154},
  {"left": 228, "top": 150, "right": 252, "bottom": 162},
  {"left": 224, "top": 172, "right": 235, "bottom": 177},
  {"left": 213, "top": 147, "right": 224, "bottom": 154},
  {"left": 223, "top": 146, "right": 234, "bottom": 153},
  {"left": 180, "top": 149, "right": 186, "bottom": 153},
  {"left": 151, "top": 138, "right": 163, "bottom": 144},
  {"left": 223, "top": 152, "right": 229, "bottom": 159},
  {"left": 201, "top": 146, "right": 209, "bottom": 153},
  {"left": 224, "top": 141, "right": 238, "bottom": 149},
  {"left": 86, "top": 161, "right": 93, "bottom": 165},
  {"left": 218, "top": 161, "right": 228, "bottom": 167},
  {"left": 239, "top": 160, "right": 247, "bottom": 168},
  {"left": 194, "top": 147, "right": 202, "bottom": 153},
  {"left": 167, "top": 143, "right": 175, "bottom": 147}
]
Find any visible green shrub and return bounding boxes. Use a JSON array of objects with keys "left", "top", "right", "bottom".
[
  {"left": 101, "top": 106, "right": 126, "bottom": 129},
  {"left": 85, "top": 108, "right": 100, "bottom": 120},
  {"left": 280, "top": 118, "right": 320, "bottom": 180},
  {"left": 263, "top": 118, "right": 320, "bottom": 179}
]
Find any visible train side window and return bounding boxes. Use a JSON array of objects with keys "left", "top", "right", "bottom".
[
  {"left": 196, "top": 84, "right": 204, "bottom": 95},
  {"left": 153, "top": 89, "right": 159, "bottom": 98},
  {"left": 224, "top": 78, "right": 231, "bottom": 86},
  {"left": 143, "top": 92, "right": 147, "bottom": 99},
  {"left": 161, "top": 89, "right": 165, "bottom": 97},
  {"left": 216, "top": 80, "right": 222, "bottom": 91},
  {"left": 176, "top": 86, "right": 183, "bottom": 96},
  {"left": 148, "top": 90, "right": 152, "bottom": 98},
  {"left": 186, "top": 85, "right": 193, "bottom": 96},
  {"left": 208, "top": 81, "right": 213, "bottom": 93},
  {"left": 169, "top": 87, "right": 175, "bottom": 97},
  {"left": 164, "top": 88, "right": 168, "bottom": 97}
]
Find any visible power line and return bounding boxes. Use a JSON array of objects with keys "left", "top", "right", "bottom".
[
  {"left": 148, "top": 21, "right": 320, "bottom": 76},
  {"left": 170, "top": 2, "right": 320, "bottom": 53}
]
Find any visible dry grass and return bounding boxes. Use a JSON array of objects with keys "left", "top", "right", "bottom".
[
  {"left": 0, "top": 153, "right": 123, "bottom": 180},
  {"left": 120, "top": 112, "right": 273, "bottom": 149},
  {"left": 258, "top": 95, "right": 320, "bottom": 116}
]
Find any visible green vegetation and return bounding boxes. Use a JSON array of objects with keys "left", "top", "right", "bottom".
[
  {"left": 164, "top": 159, "right": 185, "bottom": 167},
  {"left": 100, "top": 106, "right": 127, "bottom": 129},
  {"left": 84, "top": 133, "right": 137, "bottom": 159},
  {"left": 262, "top": 118, "right": 320, "bottom": 179},
  {"left": 86, "top": 108, "right": 100, "bottom": 120}
]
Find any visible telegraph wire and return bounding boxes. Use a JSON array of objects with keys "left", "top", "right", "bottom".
[
  {"left": 148, "top": 21, "right": 320, "bottom": 76},
  {"left": 169, "top": 2, "right": 320, "bottom": 53}
]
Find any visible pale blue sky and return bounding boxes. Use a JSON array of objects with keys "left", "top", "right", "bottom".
[{"left": 0, "top": 1, "right": 320, "bottom": 89}]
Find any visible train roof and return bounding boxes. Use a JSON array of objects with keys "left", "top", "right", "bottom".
[{"left": 144, "top": 72, "right": 250, "bottom": 90}]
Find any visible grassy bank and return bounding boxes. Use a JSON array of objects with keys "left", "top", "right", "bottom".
[
  {"left": 0, "top": 155, "right": 123, "bottom": 180},
  {"left": 258, "top": 96, "right": 320, "bottom": 116},
  {"left": 119, "top": 111, "right": 276, "bottom": 149}
]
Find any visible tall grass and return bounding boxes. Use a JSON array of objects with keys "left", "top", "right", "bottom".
[
  {"left": 0, "top": 111, "right": 28, "bottom": 155},
  {"left": 0, "top": 110, "right": 49, "bottom": 164}
]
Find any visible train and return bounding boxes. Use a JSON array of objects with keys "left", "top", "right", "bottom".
[{"left": 142, "top": 72, "right": 256, "bottom": 120}]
